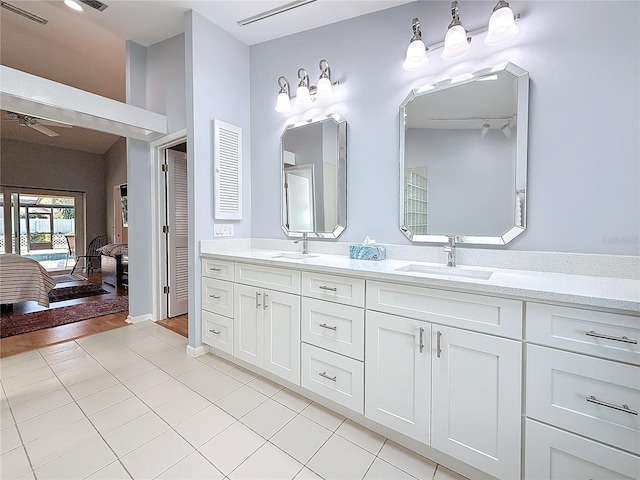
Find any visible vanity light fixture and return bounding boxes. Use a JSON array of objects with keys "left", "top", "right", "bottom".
[
  {"left": 403, "top": 1, "right": 521, "bottom": 71},
  {"left": 480, "top": 121, "right": 490, "bottom": 138},
  {"left": 442, "top": 1, "right": 471, "bottom": 60},
  {"left": 501, "top": 118, "right": 513, "bottom": 138},
  {"left": 274, "top": 59, "right": 339, "bottom": 113},
  {"left": 485, "top": 0, "right": 520, "bottom": 46},
  {"left": 403, "top": 18, "right": 429, "bottom": 71}
]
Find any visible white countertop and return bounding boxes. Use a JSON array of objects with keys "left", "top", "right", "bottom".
[{"left": 200, "top": 248, "right": 640, "bottom": 313}]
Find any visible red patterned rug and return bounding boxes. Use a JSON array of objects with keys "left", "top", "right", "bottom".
[
  {"left": 48, "top": 284, "right": 109, "bottom": 303},
  {"left": 0, "top": 296, "right": 129, "bottom": 338}
]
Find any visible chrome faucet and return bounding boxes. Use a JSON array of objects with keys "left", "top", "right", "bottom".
[
  {"left": 444, "top": 236, "right": 456, "bottom": 267},
  {"left": 294, "top": 233, "right": 308, "bottom": 254}
]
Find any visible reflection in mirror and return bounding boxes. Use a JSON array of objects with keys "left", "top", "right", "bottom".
[
  {"left": 399, "top": 62, "right": 529, "bottom": 245},
  {"left": 281, "top": 113, "right": 347, "bottom": 238}
]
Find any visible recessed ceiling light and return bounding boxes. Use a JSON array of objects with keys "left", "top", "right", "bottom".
[{"left": 64, "top": 0, "right": 84, "bottom": 12}]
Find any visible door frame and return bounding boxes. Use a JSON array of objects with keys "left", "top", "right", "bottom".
[{"left": 149, "top": 129, "right": 187, "bottom": 322}]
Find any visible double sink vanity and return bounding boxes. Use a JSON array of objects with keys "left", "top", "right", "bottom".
[{"left": 196, "top": 62, "right": 638, "bottom": 478}]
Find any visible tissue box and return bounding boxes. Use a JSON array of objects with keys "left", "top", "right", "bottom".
[{"left": 349, "top": 245, "right": 386, "bottom": 261}]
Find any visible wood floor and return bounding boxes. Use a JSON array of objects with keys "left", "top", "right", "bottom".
[{"left": 1, "top": 270, "right": 188, "bottom": 358}]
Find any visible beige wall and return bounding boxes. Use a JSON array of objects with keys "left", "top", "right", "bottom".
[
  {"left": 103, "top": 137, "right": 127, "bottom": 243},
  {"left": 1, "top": 139, "right": 107, "bottom": 245}
]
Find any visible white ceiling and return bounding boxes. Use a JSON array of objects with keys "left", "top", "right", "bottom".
[{"left": 0, "top": 0, "right": 412, "bottom": 154}]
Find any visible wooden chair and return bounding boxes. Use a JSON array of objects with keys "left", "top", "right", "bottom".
[
  {"left": 64, "top": 234, "right": 76, "bottom": 270},
  {"left": 71, "top": 235, "right": 108, "bottom": 275}
]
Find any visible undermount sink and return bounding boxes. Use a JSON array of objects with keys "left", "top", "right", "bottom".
[
  {"left": 272, "top": 252, "right": 319, "bottom": 260},
  {"left": 395, "top": 264, "right": 493, "bottom": 280}
]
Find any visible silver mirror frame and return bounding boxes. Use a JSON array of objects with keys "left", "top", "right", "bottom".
[
  {"left": 399, "top": 62, "right": 529, "bottom": 245},
  {"left": 281, "top": 112, "right": 347, "bottom": 239}
]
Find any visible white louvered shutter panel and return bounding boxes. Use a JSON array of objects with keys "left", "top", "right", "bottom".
[{"left": 214, "top": 120, "right": 242, "bottom": 220}]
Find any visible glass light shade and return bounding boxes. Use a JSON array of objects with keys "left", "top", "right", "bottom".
[
  {"left": 315, "top": 77, "right": 333, "bottom": 100},
  {"left": 64, "top": 0, "right": 84, "bottom": 11},
  {"left": 295, "top": 85, "right": 312, "bottom": 107},
  {"left": 403, "top": 39, "right": 429, "bottom": 71},
  {"left": 275, "top": 92, "right": 291, "bottom": 113},
  {"left": 485, "top": 6, "right": 519, "bottom": 45},
  {"left": 442, "top": 25, "right": 471, "bottom": 59}
]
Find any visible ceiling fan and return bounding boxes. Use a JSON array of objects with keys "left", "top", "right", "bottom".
[{"left": 4, "top": 112, "right": 73, "bottom": 137}]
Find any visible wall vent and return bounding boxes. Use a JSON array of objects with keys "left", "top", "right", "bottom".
[
  {"left": 0, "top": 1, "right": 48, "bottom": 24},
  {"left": 79, "top": 0, "right": 108, "bottom": 12},
  {"left": 213, "top": 120, "right": 242, "bottom": 220}
]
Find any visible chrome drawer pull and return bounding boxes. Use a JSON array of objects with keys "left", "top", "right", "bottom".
[
  {"left": 319, "top": 371, "right": 337, "bottom": 382},
  {"left": 319, "top": 323, "right": 337, "bottom": 331},
  {"left": 209, "top": 329, "right": 221, "bottom": 335},
  {"left": 209, "top": 267, "right": 221, "bottom": 272},
  {"left": 255, "top": 292, "right": 261, "bottom": 308},
  {"left": 585, "top": 331, "right": 638, "bottom": 344},
  {"left": 419, "top": 327, "right": 425, "bottom": 353},
  {"left": 263, "top": 293, "right": 269, "bottom": 310},
  {"left": 436, "top": 331, "right": 442, "bottom": 358},
  {"left": 586, "top": 395, "right": 638, "bottom": 415},
  {"left": 318, "top": 285, "right": 337, "bottom": 292},
  {"left": 209, "top": 294, "right": 221, "bottom": 299}
]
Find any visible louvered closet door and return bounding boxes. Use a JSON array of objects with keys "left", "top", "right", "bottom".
[{"left": 168, "top": 149, "right": 188, "bottom": 317}]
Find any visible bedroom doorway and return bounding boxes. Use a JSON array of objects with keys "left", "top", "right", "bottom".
[{"left": 0, "top": 187, "right": 86, "bottom": 272}]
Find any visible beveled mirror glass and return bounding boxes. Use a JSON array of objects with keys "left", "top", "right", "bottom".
[
  {"left": 281, "top": 113, "right": 347, "bottom": 238},
  {"left": 399, "top": 62, "right": 529, "bottom": 245}
]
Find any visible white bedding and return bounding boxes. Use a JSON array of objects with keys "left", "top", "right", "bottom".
[{"left": 0, "top": 253, "right": 56, "bottom": 307}]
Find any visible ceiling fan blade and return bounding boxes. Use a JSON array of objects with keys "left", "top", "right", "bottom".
[
  {"left": 37, "top": 119, "right": 73, "bottom": 128},
  {"left": 29, "top": 123, "right": 60, "bottom": 137}
]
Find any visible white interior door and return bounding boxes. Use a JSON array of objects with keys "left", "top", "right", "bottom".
[{"left": 167, "top": 149, "right": 188, "bottom": 317}]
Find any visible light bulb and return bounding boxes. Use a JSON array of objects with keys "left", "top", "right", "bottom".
[
  {"left": 442, "top": 25, "right": 471, "bottom": 59},
  {"left": 315, "top": 77, "right": 333, "bottom": 100},
  {"left": 275, "top": 92, "right": 291, "bottom": 113},
  {"left": 64, "top": 0, "right": 84, "bottom": 12},
  {"left": 485, "top": 3, "right": 519, "bottom": 45},
  {"left": 403, "top": 39, "right": 429, "bottom": 71},
  {"left": 295, "top": 85, "right": 312, "bottom": 107}
]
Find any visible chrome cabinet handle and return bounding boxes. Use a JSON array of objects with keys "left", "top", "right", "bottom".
[
  {"left": 318, "top": 285, "right": 337, "bottom": 292},
  {"left": 319, "top": 371, "right": 337, "bottom": 382},
  {"left": 586, "top": 395, "right": 638, "bottom": 415},
  {"left": 263, "top": 293, "right": 269, "bottom": 310},
  {"left": 209, "top": 294, "right": 221, "bottom": 299},
  {"left": 319, "top": 323, "right": 337, "bottom": 331},
  {"left": 436, "top": 331, "right": 442, "bottom": 358},
  {"left": 419, "top": 327, "right": 424, "bottom": 353},
  {"left": 209, "top": 267, "right": 221, "bottom": 272},
  {"left": 585, "top": 331, "right": 638, "bottom": 344},
  {"left": 255, "top": 292, "right": 261, "bottom": 308},
  {"left": 209, "top": 329, "right": 221, "bottom": 335}
]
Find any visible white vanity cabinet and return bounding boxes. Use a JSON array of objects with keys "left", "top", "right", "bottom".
[
  {"left": 365, "top": 280, "right": 523, "bottom": 480},
  {"left": 525, "top": 303, "right": 640, "bottom": 479},
  {"left": 233, "top": 265, "right": 301, "bottom": 385}
]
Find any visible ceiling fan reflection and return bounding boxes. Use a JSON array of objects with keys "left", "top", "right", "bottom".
[{"left": 4, "top": 112, "right": 73, "bottom": 137}]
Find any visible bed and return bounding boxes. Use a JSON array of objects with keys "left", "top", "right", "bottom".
[{"left": 0, "top": 253, "right": 56, "bottom": 307}]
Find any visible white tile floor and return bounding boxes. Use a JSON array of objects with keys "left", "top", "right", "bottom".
[{"left": 0, "top": 321, "right": 469, "bottom": 480}]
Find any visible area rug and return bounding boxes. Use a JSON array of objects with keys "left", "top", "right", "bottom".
[
  {"left": 0, "top": 296, "right": 129, "bottom": 338},
  {"left": 51, "top": 274, "right": 87, "bottom": 284},
  {"left": 48, "top": 284, "right": 109, "bottom": 303}
]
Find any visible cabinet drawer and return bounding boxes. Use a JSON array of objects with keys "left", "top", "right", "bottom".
[
  {"left": 235, "top": 263, "right": 300, "bottom": 295},
  {"left": 301, "top": 298, "right": 364, "bottom": 360},
  {"left": 301, "top": 343, "right": 364, "bottom": 414},
  {"left": 367, "top": 280, "right": 523, "bottom": 338},
  {"left": 302, "top": 272, "right": 365, "bottom": 307},
  {"left": 202, "top": 310, "right": 233, "bottom": 355},
  {"left": 202, "top": 258, "right": 234, "bottom": 281},
  {"left": 526, "top": 302, "right": 640, "bottom": 365},
  {"left": 525, "top": 419, "right": 640, "bottom": 480},
  {"left": 527, "top": 345, "right": 640, "bottom": 454},
  {"left": 201, "top": 278, "right": 233, "bottom": 318}
]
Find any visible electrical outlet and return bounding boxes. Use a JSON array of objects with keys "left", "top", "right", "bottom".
[{"left": 214, "top": 224, "right": 234, "bottom": 237}]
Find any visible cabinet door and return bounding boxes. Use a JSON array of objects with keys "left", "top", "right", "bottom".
[
  {"left": 432, "top": 326, "right": 522, "bottom": 480},
  {"left": 365, "top": 311, "right": 430, "bottom": 444},
  {"left": 233, "top": 284, "right": 263, "bottom": 367},
  {"left": 263, "top": 289, "right": 301, "bottom": 385}
]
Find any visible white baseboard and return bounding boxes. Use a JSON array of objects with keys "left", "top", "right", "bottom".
[
  {"left": 186, "top": 344, "right": 209, "bottom": 357},
  {"left": 126, "top": 313, "right": 153, "bottom": 324}
]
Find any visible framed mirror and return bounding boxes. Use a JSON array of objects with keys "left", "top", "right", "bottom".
[
  {"left": 399, "top": 62, "right": 529, "bottom": 245},
  {"left": 281, "top": 113, "right": 347, "bottom": 239}
]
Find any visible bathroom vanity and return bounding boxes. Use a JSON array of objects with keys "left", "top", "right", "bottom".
[{"left": 199, "top": 248, "right": 639, "bottom": 480}]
